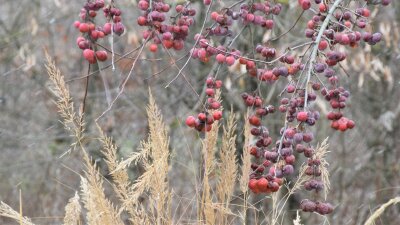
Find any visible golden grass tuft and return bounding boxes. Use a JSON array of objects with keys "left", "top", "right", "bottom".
[
  {"left": 314, "top": 137, "right": 330, "bottom": 200},
  {"left": 80, "top": 167, "right": 124, "bottom": 225},
  {"left": 0, "top": 202, "right": 35, "bottom": 225},
  {"left": 216, "top": 110, "right": 238, "bottom": 214},
  {"left": 112, "top": 89, "right": 172, "bottom": 225},
  {"left": 45, "top": 52, "right": 84, "bottom": 156},
  {"left": 63, "top": 192, "right": 81, "bottom": 225},
  {"left": 239, "top": 110, "right": 252, "bottom": 194},
  {"left": 199, "top": 121, "right": 219, "bottom": 225},
  {"left": 364, "top": 196, "right": 400, "bottom": 225}
]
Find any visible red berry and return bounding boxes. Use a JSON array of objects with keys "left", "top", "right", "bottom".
[
  {"left": 95, "top": 50, "right": 108, "bottom": 61},
  {"left": 249, "top": 115, "right": 261, "bottom": 126},
  {"left": 88, "top": 23, "right": 96, "bottom": 31},
  {"left": 79, "top": 23, "right": 90, "bottom": 33},
  {"left": 318, "top": 40, "right": 328, "bottom": 50},
  {"left": 73, "top": 21, "right": 81, "bottom": 28},
  {"left": 225, "top": 56, "right": 235, "bottom": 66},
  {"left": 173, "top": 39, "right": 184, "bottom": 50},
  {"left": 300, "top": 0, "right": 311, "bottom": 10},
  {"left": 137, "top": 16, "right": 147, "bottom": 26},
  {"left": 248, "top": 179, "right": 259, "bottom": 193},
  {"left": 203, "top": 0, "right": 211, "bottom": 5},
  {"left": 327, "top": 111, "right": 336, "bottom": 120},
  {"left": 198, "top": 113, "right": 207, "bottom": 121},
  {"left": 210, "top": 101, "right": 221, "bottom": 109},
  {"left": 103, "top": 23, "right": 112, "bottom": 35},
  {"left": 76, "top": 36, "right": 85, "bottom": 45},
  {"left": 347, "top": 119, "right": 355, "bottom": 129},
  {"left": 216, "top": 54, "right": 226, "bottom": 64},
  {"left": 163, "top": 40, "right": 173, "bottom": 49},
  {"left": 83, "top": 49, "right": 96, "bottom": 64},
  {"left": 211, "top": 12, "right": 219, "bottom": 21},
  {"left": 338, "top": 121, "right": 347, "bottom": 131},
  {"left": 319, "top": 3, "right": 327, "bottom": 12},
  {"left": 175, "top": 5, "right": 183, "bottom": 12},
  {"left": 149, "top": 44, "right": 158, "bottom": 52},
  {"left": 205, "top": 88, "right": 215, "bottom": 96},
  {"left": 257, "top": 178, "right": 269, "bottom": 193},
  {"left": 213, "top": 111, "right": 222, "bottom": 120},
  {"left": 138, "top": 0, "right": 149, "bottom": 10},
  {"left": 296, "top": 111, "right": 308, "bottom": 122},
  {"left": 89, "top": 10, "right": 97, "bottom": 17},
  {"left": 287, "top": 84, "right": 295, "bottom": 93},
  {"left": 185, "top": 116, "right": 196, "bottom": 127},
  {"left": 214, "top": 80, "right": 222, "bottom": 88}
]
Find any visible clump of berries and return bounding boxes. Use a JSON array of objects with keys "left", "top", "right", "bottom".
[
  {"left": 74, "top": 0, "right": 125, "bottom": 64},
  {"left": 185, "top": 77, "right": 223, "bottom": 132},
  {"left": 299, "top": 157, "right": 334, "bottom": 215},
  {"left": 137, "top": 1, "right": 196, "bottom": 52},
  {"left": 240, "top": 93, "right": 290, "bottom": 194}
]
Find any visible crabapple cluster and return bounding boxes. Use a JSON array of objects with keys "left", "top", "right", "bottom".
[
  {"left": 298, "top": 156, "right": 334, "bottom": 214},
  {"left": 296, "top": 0, "right": 389, "bottom": 134},
  {"left": 191, "top": 1, "right": 282, "bottom": 66},
  {"left": 300, "top": 199, "right": 334, "bottom": 215},
  {"left": 191, "top": 38, "right": 242, "bottom": 64},
  {"left": 209, "top": 1, "right": 281, "bottom": 35},
  {"left": 74, "top": 0, "right": 125, "bottom": 64},
  {"left": 137, "top": 1, "right": 196, "bottom": 52},
  {"left": 127, "top": 0, "right": 391, "bottom": 217},
  {"left": 185, "top": 77, "right": 223, "bottom": 132},
  {"left": 240, "top": 93, "right": 288, "bottom": 194}
]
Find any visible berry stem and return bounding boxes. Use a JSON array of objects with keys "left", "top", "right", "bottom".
[{"left": 304, "top": 0, "right": 344, "bottom": 109}]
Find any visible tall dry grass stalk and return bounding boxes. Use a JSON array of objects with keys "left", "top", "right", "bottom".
[
  {"left": 46, "top": 53, "right": 123, "bottom": 225},
  {"left": 63, "top": 192, "right": 81, "bottom": 225},
  {"left": 45, "top": 52, "right": 84, "bottom": 157},
  {"left": 314, "top": 138, "right": 330, "bottom": 200},
  {"left": 98, "top": 125, "right": 146, "bottom": 224},
  {"left": 80, "top": 165, "right": 123, "bottom": 225},
  {"left": 198, "top": 91, "right": 222, "bottom": 225},
  {"left": 292, "top": 211, "right": 303, "bottom": 225},
  {"left": 364, "top": 196, "right": 400, "bottom": 225},
  {"left": 216, "top": 110, "right": 238, "bottom": 224},
  {"left": 112, "top": 89, "right": 172, "bottom": 225},
  {"left": 0, "top": 202, "right": 35, "bottom": 225},
  {"left": 199, "top": 121, "right": 219, "bottom": 225},
  {"left": 239, "top": 110, "right": 252, "bottom": 223}
]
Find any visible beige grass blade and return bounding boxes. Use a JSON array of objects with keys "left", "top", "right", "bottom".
[
  {"left": 0, "top": 202, "right": 35, "bottom": 225},
  {"left": 63, "top": 192, "right": 81, "bottom": 225},
  {"left": 239, "top": 110, "right": 252, "bottom": 194},
  {"left": 216, "top": 111, "right": 238, "bottom": 224},
  {"left": 119, "top": 89, "right": 172, "bottom": 224},
  {"left": 45, "top": 52, "right": 84, "bottom": 156},
  {"left": 364, "top": 196, "right": 400, "bottom": 225}
]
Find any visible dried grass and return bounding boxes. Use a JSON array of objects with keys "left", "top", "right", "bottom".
[
  {"left": 45, "top": 52, "right": 84, "bottom": 156},
  {"left": 63, "top": 192, "right": 81, "bottom": 225},
  {"left": 217, "top": 110, "right": 238, "bottom": 205},
  {"left": 0, "top": 202, "right": 35, "bottom": 225},
  {"left": 314, "top": 138, "right": 330, "bottom": 200},
  {"left": 293, "top": 211, "right": 303, "bottom": 225},
  {"left": 239, "top": 110, "right": 252, "bottom": 194},
  {"left": 364, "top": 196, "right": 400, "bottom": 225},
  {"left": 0, "top": 55, "right": 345, "bottom": 225},
  {"left": 216, "top": 110, "right": 238, "bottom": 224}
]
